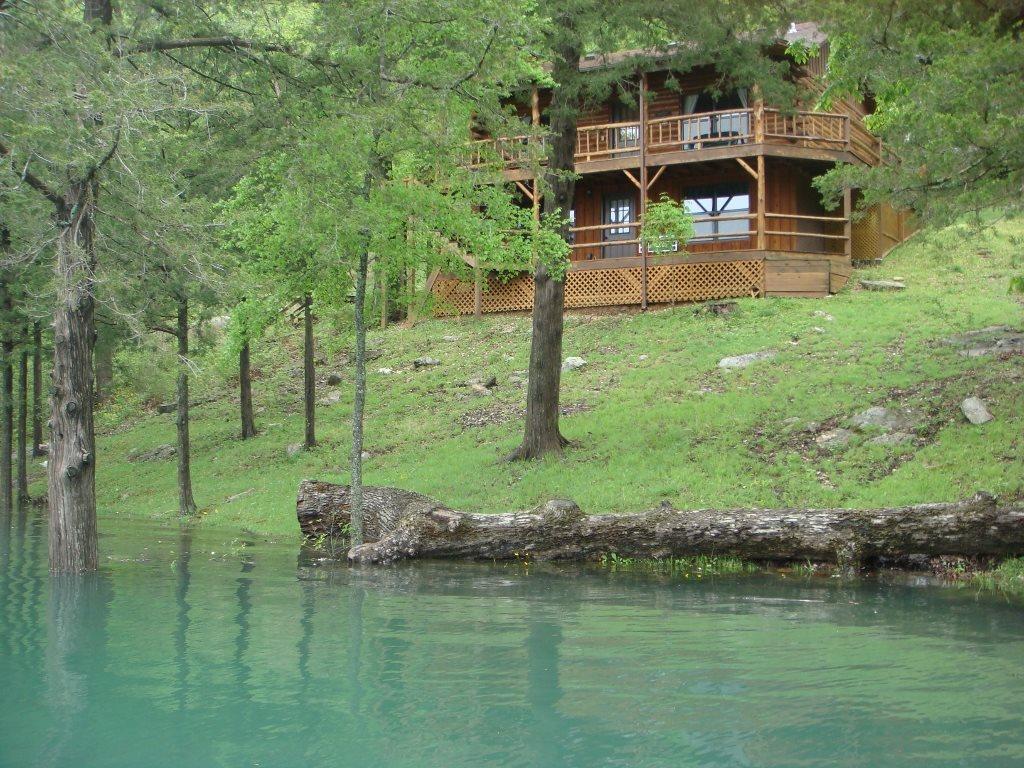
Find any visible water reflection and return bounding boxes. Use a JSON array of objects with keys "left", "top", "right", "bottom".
[{"left": 0, "top": 521, "right": 1021, "bottom": 768}]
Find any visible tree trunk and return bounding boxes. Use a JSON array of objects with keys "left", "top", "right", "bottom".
[
  {"left": 239, "top": 340, "right": 257, "bottom": 440},
  {"left": 1, "top": 337, "right": 12, "bottom": 517},
  {"left": 510, "top": 30, "right": 582, "bottom": 461},
  {"left": 303, "top": 294, "right": 315, "bottom": 450},
  {"left": 349, "top": 249, "right": 369, "bottom": 547},
  {"left": 32, "top": 322, "right": 43, "bottom": 457},
  {"left": 49, "top": 181, "right": 99, "bottom": 573},
  {"left": 294, "top": 483, "right": 1024, "bottom": 566},
  {"left": 17, "top": 349, "right": 28, "bottom": 503},
  {"left": 175, "top": 299, "right": 196, "bottom": 517}
]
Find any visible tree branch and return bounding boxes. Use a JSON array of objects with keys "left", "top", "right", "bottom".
[{"left": 0, "top": 141, "right": 63, "bottom": 208}]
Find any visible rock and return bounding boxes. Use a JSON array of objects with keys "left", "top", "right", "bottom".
[
  {"left": 442, "top": 335, "right": 460, "bottom": 342},
  {"left": 961, "top": 397, "right": 994, "bottom": 425},
  {"left": 561, "top": 356, "right": 587, "bottom": 373},
  {"left": 468, "top": 383, "right": 492, "bottom": 397},
  {"left": 413, "top": 357, "right": 441, "bottom": 368},
  {"left": 377, "top": 367, "right": 394, "bottom": 375},
  {"left": 869, "top": 431, "right": 914, "bottom": 446},
  {"left": 717, "top": 350, "right": 775, "bottom": 369},
  {"left": 815, "top": 428, "right": 854, "bottom": 449},
  {"left": 326, "top": 372, "right": 343, "bottom": 386},
  {"left": 859, "top": 279, "right": 906, "bottom": 292},
  {"left": 128, "top": 444, "right": 177, "bottom": 463},
  {"left": 286, "top": 443, "right": 305, "bottom": 458},
  {"left": 350, "top": 348, "right": 385, "bottom": 364},
  {"left": 156, "top": 402, "right": 176, "bottom": 415},
  {"left": 943, "top": 326, "right": 1024, "bottom": 358},
  {"left": 467, "top": 375, "right": 498, "bottom": 389},
  {"left": 318, "top": 390, "right": 341, "bottom": 406},
  {"left": 849, "top": 406, "right": 915, "bottom": 432},
  {"left": 638, "top": 354, "right": 648, "bottom": 361},
  {"left": 812, "top": 326, "right": 826, "bottom": 333},
  {"left": 361, "top": 451, "right": 370, "bottom": 460},
  {"left": 813, "top": 310, "right": 834, "bottom": 322}
]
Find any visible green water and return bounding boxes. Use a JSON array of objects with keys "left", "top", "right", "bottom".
[{"left": 2, "top": 513, "right": 1023, "bottom": 767}]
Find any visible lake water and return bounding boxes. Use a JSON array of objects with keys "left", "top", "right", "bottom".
[{"left": 2, "top": 511, "right": 1023, "bottom": 767}]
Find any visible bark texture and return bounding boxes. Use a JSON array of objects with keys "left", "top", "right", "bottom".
[
  {"left": 32, "top": 322, "right": 43, "bottom": 457},
  {"left": 49, "top": 181, "right": 98, "bottom": 573},
  {"left": 295, "top": 482, "right": 1024, "bottom": 566},
  {"left": 175, "top": 299, "right": 196, "bottom": 516},
  {"left": 349, "top": 249, "right": 369, "bottom": 547},
  {"left": 510, "top": 28, "right": 581, "bottom": 461},
  {"left": 239, "top": 340, "right": 256, "bottom": 439},
  {"left": 302, "top": 294, "right": 315, "bottom": 450},
  {"left": 16, "top": 349, "right": 28, "bottom": 502},
  {"left": 1, "top": 337, "right": 12, "bottom": 516}
]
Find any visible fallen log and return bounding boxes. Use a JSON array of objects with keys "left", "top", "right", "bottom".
[{"left": 295, "top": 480, "right": 1024, "bottom": 566}]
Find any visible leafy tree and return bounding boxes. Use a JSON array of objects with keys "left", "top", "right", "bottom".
[
  {"left": 810, "top": 1, "right": 1024, "bottom": 225},
  {"left": 509, "top": 1, "right": 792, "bottom": 460}
]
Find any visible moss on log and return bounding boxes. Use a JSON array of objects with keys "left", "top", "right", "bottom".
[{"left": 296, "top": 480, "right": 1024, "bottom": 566}]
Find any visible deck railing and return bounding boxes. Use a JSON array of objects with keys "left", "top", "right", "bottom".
[
  {"left": 469, "top": 106, "right": 875, "bottom": 171},
  {"left": 566, "top": 211, "right": 847, "bottom": 262}
]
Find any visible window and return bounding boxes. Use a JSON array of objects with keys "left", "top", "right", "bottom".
[
  {"left": 680, "top": 89, "right": 750, "bottom": 145},
  {"left": 683, "top": 183, "right": 750, "bottom": 242},
  {"left": 604, "top": 196, "right": 634, "bottom": 237},
  {"left": 611, "top": 99, "right": 640, "bottom": 149}
]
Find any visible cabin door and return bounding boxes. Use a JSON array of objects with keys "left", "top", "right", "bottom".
[{"left": 602, "top": 193, "right": 637, "bottom": 259}]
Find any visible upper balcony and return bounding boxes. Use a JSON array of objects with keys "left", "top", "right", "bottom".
[{"left": 469, "top": 105, "right": 882, "bottom": 180}]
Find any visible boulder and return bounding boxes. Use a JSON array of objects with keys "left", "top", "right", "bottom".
[
  {"left": 961, "top": 397, "right": 994, "bottom": 425},
  {"left": 413, "top": 357, "right": 441, "bottom": 368},
  {"left": 561, "top": 356, "right": 587, "bottom": 373},
  {"left": 859, "top": 279, "right": 906, "bottom": 292},
  {"left": 717, "top": 350, "right": 775, "bottom": 369},
  {"left": 815, "top": 428, "right": 854, "bottom": 449},
  {"left": 849, "top": 406, "right": 915, "bottom": 432},
  {"left": 869, "top": 431, "right": 914, "bottom": 446},
  {"left": 128, "top": 444, "right": 177, "bottom": 463},
  {"left": 467, "top": 375, "right": 498, "bottom": 389},
  {"left": 377, "top": 367, "right": 394, "bottom": 375},
  {"left": 286, "top": 443, "right": 305, "bottom": 458},
  {"left": 326, "top": 372, "right": 343, "bottom": 386}
]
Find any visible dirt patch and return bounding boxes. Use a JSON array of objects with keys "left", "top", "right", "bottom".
[{"left": 457, "top": 401, "right": 591, "bottom": 429}]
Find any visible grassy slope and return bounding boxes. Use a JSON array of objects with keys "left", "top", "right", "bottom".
[{"left": 43, "top": 221, "right": 1021, "bottom": 537}]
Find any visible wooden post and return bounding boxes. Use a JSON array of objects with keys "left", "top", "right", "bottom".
[
  {"left": 639, "top": 72, "right": 649, "bottom": 311},
  {"left": 473, "top": 266, "right": 483, "bottom": 319},
  {"left": 756, "top": 154, "right": 766, "bottom": 251},
  {"left": 754, "top": 97, "right": 765, "bottom": 144},
  {"left": 843, "top": 187, "right": 852, "bottom": 262},
  {"left": 406, "top": 266, "right": 416, "bottom": 323}
]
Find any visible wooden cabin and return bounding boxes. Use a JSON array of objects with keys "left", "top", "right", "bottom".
[{"left": 433, "top": 25, "right": 913, "bottom": 315}]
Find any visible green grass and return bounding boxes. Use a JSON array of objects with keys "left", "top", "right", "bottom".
[
  {"left": 38, "top": 219, "right": 1021, "bottom": 538},
  {"left": 599, "top": 552, "right": 757, "bottom": 576},
  {"left": 970, "top": 558, "right": 1024, "bottom": 595}
]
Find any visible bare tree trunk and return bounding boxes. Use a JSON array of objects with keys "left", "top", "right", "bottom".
[
  {"left": 239, "top": 340, "right": 257, "bottom": 440},
  {"left": 302, "top": 295, "right": 315, "bottom": 450},
  {"left": 49, "top": 181, "right": 98, "bottom": 573},
  {"left": 17, "top": 348, "right": 28, "bottom": 503},
  {"left": 295, "top": 484, "right": 1024, "bottom": 566},
  {"left": 175, "top": 298, "right": 196, "bottom": 517},
  {"left": 1, "top": 336, "right": 12, "bottom": 517},
  {"left": 32, "top": 322, "right": 43, "bottom": 457},
  {"left": 510, "top": 31, "right": 581, "bottom": 461},
  {"left": 349, "top": 250, "right": 369, "bottom": 548}
]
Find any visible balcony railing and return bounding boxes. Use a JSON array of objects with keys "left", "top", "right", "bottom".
[
  {"left": 469, "top": 106, "right": 879, "bottom": 171},
  {"left": 566, "top": 211, "right": 847, "bottom": 263}
]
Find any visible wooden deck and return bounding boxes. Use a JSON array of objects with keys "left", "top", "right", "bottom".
[{"left": 469, "top": 105, "right": 881, "bottom": 180}]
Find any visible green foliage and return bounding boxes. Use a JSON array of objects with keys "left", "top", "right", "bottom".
[
  {"left": 813, "top": 2, "right": 1024, "bottom": 224},
  {"left": 970, "top": 558, "right": 1024, "bottom": 596},
  {"left": 640, "top": 195, "right": 695, "bottom": 255}
]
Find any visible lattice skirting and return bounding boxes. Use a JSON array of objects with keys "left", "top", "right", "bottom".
[{"left": 433, "top": 259, "right": 765, "bottom": 315}]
